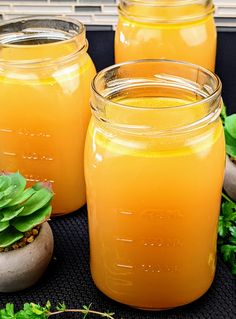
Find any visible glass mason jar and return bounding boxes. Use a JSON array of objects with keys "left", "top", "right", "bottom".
[
  {"left": 115, "top": 0, "right": 217, "bottom": 71},
  {"left": 0, "top": 17, "right": 96, "bottom": 216},
  {"left": 85, "top": 60, "right": 225, "bottom": 309}
]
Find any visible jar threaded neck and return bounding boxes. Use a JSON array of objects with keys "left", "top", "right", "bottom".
[{"left": 119, "top": 0, "right": 214, "bottom": 23}]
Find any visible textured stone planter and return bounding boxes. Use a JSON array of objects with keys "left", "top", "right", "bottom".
[
  {"left": 0, "top": 222, "right": 54, "bottom": 292},
  {"left": 224, "top": 155, "right": 236, "bottom": 202}
]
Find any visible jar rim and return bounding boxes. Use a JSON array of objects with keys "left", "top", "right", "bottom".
[
  {"left": 91, "top": 59, "right": 222, "bottom": 134},
  {"left": 120, "top": 0, "right": 212, "bottom": 7},
  {"left": 0, "top": 16, "right": 87, "bottom": 67},
  {"left": 0, "top": 16, "right": 85, "bottom": 46},
  {"left": 92, "top": 59, "right": 221, "bottom": 112}
]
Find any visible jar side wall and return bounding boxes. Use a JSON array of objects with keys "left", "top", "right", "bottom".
[{"left": 85, "top": 111, "right": 225, "bottom": 309}]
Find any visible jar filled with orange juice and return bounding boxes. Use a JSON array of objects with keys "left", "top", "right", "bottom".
[
  {"left": 85, "top": 60, "right": 225, "bottom": 309},
  {"left": 115, "top": 0, "right": 216, "bottom": 70},
  {"left": 0, "top": 17, "right": 96, "bottom": 215}
]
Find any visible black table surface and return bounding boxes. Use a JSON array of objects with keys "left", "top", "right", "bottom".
[{"left": 0, "top": 31, "right": 236, "bottom": 318}]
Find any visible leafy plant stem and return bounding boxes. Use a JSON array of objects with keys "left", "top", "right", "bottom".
[
  {"left": 49, "top": 309, "right": 115, "bottom": 318},
  {"left": 222, "top": 192, "right": 235, "bottom": 204},
  {"left": 0, "top": 302, "right": 116, "bottom": 319}
]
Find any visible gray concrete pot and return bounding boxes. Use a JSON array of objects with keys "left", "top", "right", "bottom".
[
  {"left": 224, "top": 155, "right": 236, "bottom": 202},
  {"left": 0, "top": 222, "right": 54, "bottom": 292}
]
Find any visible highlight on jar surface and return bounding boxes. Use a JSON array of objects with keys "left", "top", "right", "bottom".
[
  {"left": 0, "top": 17, "right": 96, "bottom": 216},
  {"left": 85, "top": 60, "right": 225, "bottom": 310},
  {"left": 115, "top": 0, "right": 217, "bottom": 71}
]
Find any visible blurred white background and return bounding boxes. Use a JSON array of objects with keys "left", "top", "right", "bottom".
[{"left": 0, "top": 0, "right": 235, "bottom": 30}]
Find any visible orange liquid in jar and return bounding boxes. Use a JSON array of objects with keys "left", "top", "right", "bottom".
[
  {"left": 115, "top": 4, "right": 216, "bottom": 70},
  {"left": 0, "top": 37, "right": 96, "bottom": 215},
  {"left": 85, "top": 96, "right": 225, "bottom": 309}
]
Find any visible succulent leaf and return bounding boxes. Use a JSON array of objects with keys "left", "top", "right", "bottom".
[
  {"left": 7, "top": 188, "right": 36, "bottom": 207},
  {"left": 0, "top": 221, "right": 9, "bottom": 232},
  {"left": 225, "top": 130, "right": 236, "bottom": 158},
  {"left": 0, "top": 178, "right": 6, "bottom": 190},
  {"left": 0, "top": 192, "right": 4, "bottom": 201},
  {"left": 0, "top": 172, "right": 26, "bottom": 202},
  {"left": 9, "top": 172, "right": 27, "bottom": 196},
  {"left": 0, "top": 187, "right": 10, "bottom": 201},
  {"left": 225, "top": 114, "right": 236, "bottom": 139},
  {"left": 0, "top": 198, "right": 12, "bottom": 209},
  {"left": 0, "top": 175, "right": 10, "bottom": 192},
  {"left": 19, "top": 188, "right": 53, "bottom": 217},
  {"left": 33, "top": 182, "right": 53, "bottom": 192},
  {"left": 0, "top": 227, "right": 24, "bottom": 248},
  {"left": 225, "top": 130, "right": 236, "bottom": 146},
  {"left": 12, "top": 206, "right": 52, "bottom": 232},
  {"left": 0, "top": 172, "right": 53, "bottom": 249},
  {"left": 226, "top": 145, "right": 236, "bottom": 158},
  {"left": 2, "top": 185, "right": 16, "bottom": 198},
  {"left": 0, "top": 206, "right": 24, "bottom": 222},
  {"left": 0, "top": 172, "right": 26, "bottom": 198}
]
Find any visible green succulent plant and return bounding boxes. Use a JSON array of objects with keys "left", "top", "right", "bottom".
[{"left": 0, "top": 172, "right": 53, "bottom": 249}]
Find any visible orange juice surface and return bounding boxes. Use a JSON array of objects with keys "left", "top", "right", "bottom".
[
  {"left": 115, "top": 4, "right": 216, "bottom": 70},
  {"left": 85, "top": 96, "right": 225, "bottom": 309},
  {"left": 0, "top": 39, "right": 96, "bottom": 215}
]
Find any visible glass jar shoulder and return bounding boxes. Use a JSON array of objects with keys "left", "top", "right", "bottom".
[
  {"left": 86, "top": 117, "right": 225, "bottom": 161},
  {"left": 0, "top": 52, "right": 96, "bottom": 86},
  {"left": 116, "top": 13, "right": 215, "bottom": 31},
  {"left": 115, "top": 13, "right": 216, "bottom": 47}
]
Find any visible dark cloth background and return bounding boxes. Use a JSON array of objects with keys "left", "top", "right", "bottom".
[
  {"left": 0, "top": 31, "right": 235, "bottom": 319},
  {"left": 87, "top": 31, "right": 236, "bottom": 115}
]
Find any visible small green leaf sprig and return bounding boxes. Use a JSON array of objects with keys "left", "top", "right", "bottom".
[
  {"left": 0, "top": 172, "right": 53, "bottom": 249},
  {"left": 0, "top": 302, "right": 115, "bottom": 319},
  {"left": 218, "top": 193, "right": 236, "bottom": 275}
]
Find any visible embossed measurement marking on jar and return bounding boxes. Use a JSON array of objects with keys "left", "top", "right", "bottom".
[
  {"left": 1, "top": 151, "right": 54, "bottom": 162},
  {"left": 115, "top": 236, "right": 183, "bottom": 248},
  {"left": 2, "top": 152, "right": 16, "bottom": 157},
  {"left": 0, "top": 128, "right": 13, "bottom": 133},
  {"left": 140, "top": 264, "right": 181, "bottom": 273},
  {"left": 17, "top": 129, "right": 51, "bottom": 138},
  {"left": 115, "top": 263, "right": 181, "bottom": 273},
  {"left": 116, "top": 264, "right": 134, "bottom": 269},
  {"left": 142, "top": 237, "right": 183, "bottom": 248},
  {"left": 0, "top": 128, "right": 51, "bottom": 138},
  {"left": 24, "top": 173, "right": 54, "bottom": 184},
  {"left": 119, "top": 211, "right": 134, "bottom": 216},
  {"left": 22, "top": 152, "right": 54, "bottom": 161},
  {"left": 141, "top": 209, "right": 184, "bottom": 220},
  {"left": 118, "top": 209, "right": 184, "bottom": 220},
  {"left": 0, "top": 128, "right": 53, "bottom": 161},
  {"left": 116, "top": 238, "right": 134, "bottom": 243}
]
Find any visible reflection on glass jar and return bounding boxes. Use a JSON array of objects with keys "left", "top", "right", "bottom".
[
  {"left": 115, "top": 0, "right": 216, "bottom": 71},
  {"left": 0, "top": 17, "right": 96, "bottom": 215},
  {"left": 85, "top": 60, "right": 225, "bottom": 309}
]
